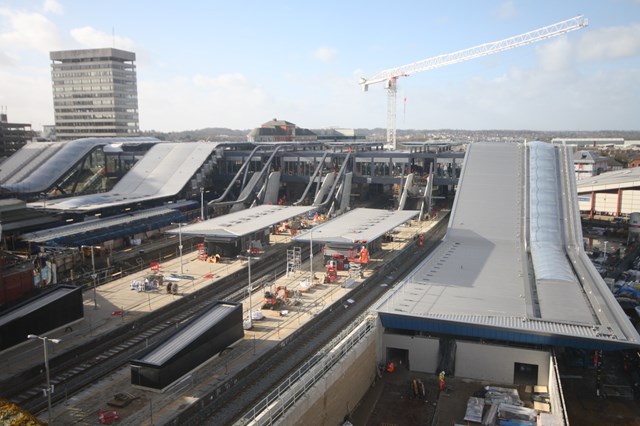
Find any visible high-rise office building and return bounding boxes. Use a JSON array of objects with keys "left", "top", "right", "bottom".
[{"left": 50, "top": 48, "right": 139, "bottom": 140}]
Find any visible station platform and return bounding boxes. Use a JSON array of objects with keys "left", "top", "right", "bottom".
[{"left": 1, "top": 213, "right": 444, "bottom": 425}]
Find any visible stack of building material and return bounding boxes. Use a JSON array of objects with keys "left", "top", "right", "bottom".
[
  {"left": 496, "top": 403, "right": 537, "bottom": 425},
  {"left": 463, "top": 396, "right": 484, "bottom": 423}
]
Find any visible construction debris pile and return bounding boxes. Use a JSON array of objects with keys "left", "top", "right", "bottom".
[{"left": 464, "top": 385, "right": 550, "bottom": 426}]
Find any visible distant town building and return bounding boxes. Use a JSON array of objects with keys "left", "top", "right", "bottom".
[
  {"left": 574, "top": 150, "right": 609, "bottom": 180},
  {"left": 315, "top": 128, "right": 364, "bottom": 142},
  {"left": 552, "top": 137, "right": 625, "bottom": 147},
  {"left": 40, "top": 125, "right": 56, "bottom": 141},
  {"left": 247, "top": 119, "right": 316, "bottom": 142},
  {"left": 628, "top": 157, "right": 640, "bottom": 168},
  {"left": 0, "top": 113, "right": 34, "bottom": 161},
  {"left": 50, "top": 48, "right": 139, "bottom": 141},
  {"left": 606, "top": 157, "right": 623, "bottom": 172}
]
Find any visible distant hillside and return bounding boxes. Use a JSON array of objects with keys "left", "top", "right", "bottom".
[
  {"left": 141, "top": 127, "right": 640, "bottom": 143},
  {"left": 142, "top": 128, "right": 249, "bottom": 142}
]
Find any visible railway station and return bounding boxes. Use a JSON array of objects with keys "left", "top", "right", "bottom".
[
  {"left": 1, "top": 135, "right": 640, "bottom": 425},
  {"left": 0, "top": 201, "right": 436, "bottom": 424}
]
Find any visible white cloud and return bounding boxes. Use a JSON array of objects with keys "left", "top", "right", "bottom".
[
  {"left": 312, "top": 47, "right": 337, "bottom": 63},
  {"left": 495, "top": 1, "right": 519, "bottom": 19},
  {"left": 0, "top": 7, "right": 64, "bottom": 53},
  {"left": 139, "top": 73, "right": 272, "bottom": 131},
  {"left": 0, "top": 66, "right": 53, "bottom": 129},
  {"left": 577, "top": 23, "right": 640, "bottom": 61},
  {"left": 70, "top": 26, "right": 136, "bottom": 51},
  {"left": 535, "top": 37, "right": 573, "bottom": 72},
  {"left": 42, "top": 0, "right": 63, "bottom": 14},
  {"left": 400, "top": 63, "right": 640, "bottom": 131},
  {"left": 0, "top": 51, "right": 17, "bottom": 67}
]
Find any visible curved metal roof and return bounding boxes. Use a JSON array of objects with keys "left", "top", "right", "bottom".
[
  {"left": 28, "top": 142, "right": 218, "bottom": 212},
  {"left": 376, "top": 141, "right": 640, "bottom": 349},
  {"left": 2, "top": 137, "right": 161, "bottom": 193}
]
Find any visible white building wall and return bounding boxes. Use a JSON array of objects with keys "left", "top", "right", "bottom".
[
  {"left": 595, "top": 192, "right": 618, "bottom": 214},
  {"left": 381, "top": 333, "right": 439, "bottom": 373},
  {"left": 620, "top": 190, "right": 640, "bottom": 214},
  {"left": 455, "top": 341, "right": 550, "bottom": 386},
  {"left": 579, "top": 189, "right": 640, "bottom": 216}
]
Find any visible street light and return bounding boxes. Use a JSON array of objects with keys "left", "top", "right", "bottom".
[
  {"left": 28, "top": 334, "right": 61, "bottom": 426},
  {"left": 603, "top": 240, "right": 609, "bottom": 264},
  {"left": 309, "top": 227, "right": 319, "bottom": 286},
  {"left": 200, "top": 187, "right": 205, "bottom": 221},
  {"left": 238, "top": 253, "right": 260, "bottom": 329},
  {"left": 81, "top": 245, "right": 98, "bottom": 309},
  {"left": 172, "top": 222, "right": 187, "bottom": 274}
]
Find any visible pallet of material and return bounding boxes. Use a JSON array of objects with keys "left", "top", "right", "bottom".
[
  {"left": 463, "top": 396, "right": 484, "bottom": 423},
  {"left": 533, "top": 401, "right": 551, "bottom": 413}
]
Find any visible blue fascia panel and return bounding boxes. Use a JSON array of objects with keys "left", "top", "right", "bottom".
[{"left": 379, "top": 313, "right": 635, "bottom": 351}]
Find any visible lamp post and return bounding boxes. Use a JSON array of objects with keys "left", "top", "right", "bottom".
[
  {"left": 81, "top": 245, "right": 98, "bottom": 309},
  {"left": 172, "top": 223, "right": 187, "bottom": 274},
  {"left": 28, "top": 334, "right": 61, "bottom": 426},
  {"left": 90, "top": 245, "right": 97, "bottom": 310},
  {"left": 309, "top": 227, "right": 321, "bottom": 286},
  {"left": 603, "top": 240, "right": 609, "bottom": 264},
  {"left": 309, "top": 228, "right": 314, "bottom": 285},
  {"left": 238, "top": 253, "right": 260, "bottom": 329},
  {"left": 200, "top": 187, "right": 205, "bottom": 221}
]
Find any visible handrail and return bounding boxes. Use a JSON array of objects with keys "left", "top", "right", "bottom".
[
  {"left": 238, "top": 313, "right": 376, "bottom": 425},
  {"left": 315, "top": 151, "right": 352, "bottom": 208},
  {"left": 210, "top": 145, "right": 291, "bottom": 208},
  {"left": 207, "top": 145, "right": 263, "bottom": 205},
  {"left": 293, "top": 151, "right": 329, "bottom": 205}
]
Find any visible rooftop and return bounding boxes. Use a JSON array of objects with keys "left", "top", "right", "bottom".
[{"left": 376, "top": 142, "right": 640, "bottom": 349}]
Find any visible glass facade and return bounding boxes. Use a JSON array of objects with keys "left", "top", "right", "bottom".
[{"left": 50, "top": 48, "right": 139, "bottom": 140}]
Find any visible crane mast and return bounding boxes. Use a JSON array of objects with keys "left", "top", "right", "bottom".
[{"left": 360, "top": 15, "right": 588, "bottom": 149}]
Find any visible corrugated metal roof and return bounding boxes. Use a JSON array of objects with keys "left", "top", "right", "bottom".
[
  {"left": 378, "top": 313, "right": 633, "bottom": 350},
  {"left": 171, "top": 205, "right": 315, "bottom": 238},
  {"left": 21, "top": 203, "right": 191, "bottom": 243},
  {"left": 576, "top": 167, "right": 640, "bottom": 192},
  {"left": 140, "top": 303, "right": 235, "bottom": 365},
  {"left": 376, "top": 142, "right": 640, "bottom": 348},
  {"left": 292, "top": 208, "right": 419, "bottom": 245}
]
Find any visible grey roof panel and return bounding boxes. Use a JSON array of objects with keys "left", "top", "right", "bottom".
[
  {"left": 171, "top": 205, "right": 316, "bottom": 238},
  {"left": 376, "top": 142, "right": 640, "bottom": 347},
  {"left": 576, "top": 167, "right": 640, "bottom": 192},
  {"left": 292, "top": 208, "right": 419, "bottom": 245}
]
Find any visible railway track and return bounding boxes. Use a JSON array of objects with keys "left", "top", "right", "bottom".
[
  {"left": 1, "top": 240, "right": 308, "bottom": 415},
  {"left": 164, "top": 215, "right": 449, "bottom": 425}
]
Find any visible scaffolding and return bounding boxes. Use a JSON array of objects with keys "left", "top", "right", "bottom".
[{"left": 286, "top": 247, "right": 301, "bottom": 276}]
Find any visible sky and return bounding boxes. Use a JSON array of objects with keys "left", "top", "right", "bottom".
[{"left": 1, "top": 0, "right": 639, "bottom": 133}]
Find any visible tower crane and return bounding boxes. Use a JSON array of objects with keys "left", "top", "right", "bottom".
[{"left": 360, "top": 15, "right": 588, "bottom": 149}]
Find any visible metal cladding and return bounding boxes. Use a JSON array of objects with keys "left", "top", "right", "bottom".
[
  {"left": 0, "top": 285, "right": 83, "bottom": 350},
  {"left": 130, "top": 301, "right": 244, "bottom": 391}
]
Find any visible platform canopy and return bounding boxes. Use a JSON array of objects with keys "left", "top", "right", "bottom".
[
  {"left": 292, "top": 208, "right": 419, "bottom": 245},
  {"left": 169, "top": 205, "right": 316, "bottom": 238},
  {"left": 30, "top": 142, "right": 218, "bottom": 212},
  {"left": 21, "top": 202, "right": 192, "bottom": 246}
]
